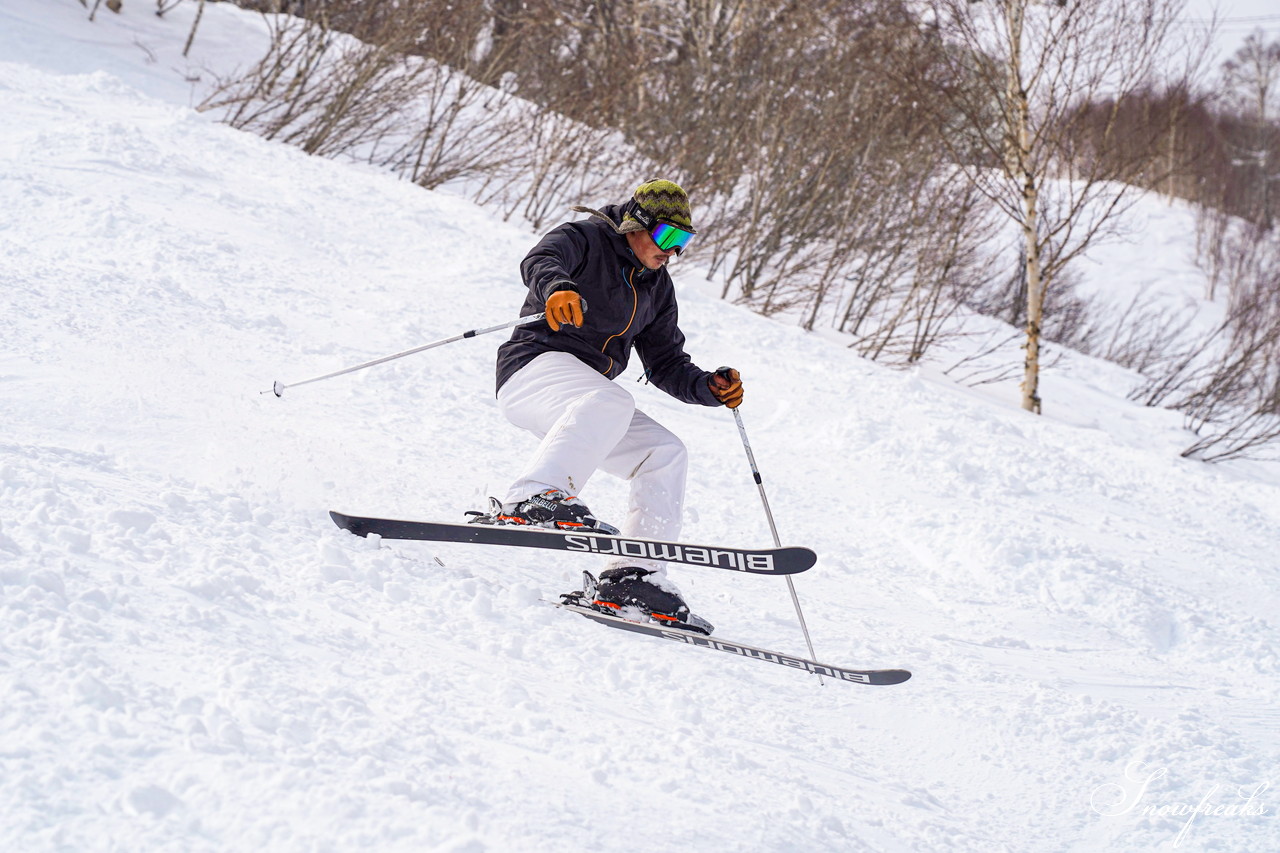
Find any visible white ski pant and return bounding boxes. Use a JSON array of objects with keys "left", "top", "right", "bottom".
[{"left": 497, "top": 351, "right": 687, "bottom": 573}]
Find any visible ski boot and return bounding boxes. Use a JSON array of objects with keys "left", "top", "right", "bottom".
[
  {"left": 466, "top": 489, "right": 620, "bottom": 536},
  {"left": 561, "top": 568, "right": 714, "bottom": 635}
]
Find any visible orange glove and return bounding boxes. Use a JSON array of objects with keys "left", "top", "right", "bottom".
[
  {"left": 709, "top": 367, "right": 743, "bottom": 408},
  {"left": 546, "top": 290, "right": 584, "bottom": 332}
]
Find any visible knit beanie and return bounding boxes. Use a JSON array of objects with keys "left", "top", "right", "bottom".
[
  {"left": 573, "top": 179, "right": 696, "bottom": 236},
  {"left": 622, "top": 179, "right": 695, "bottom": 232}
]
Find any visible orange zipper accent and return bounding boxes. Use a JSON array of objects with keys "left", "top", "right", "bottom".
[{"left": 599, "top": 266, "right": 638, "bottom": 376}]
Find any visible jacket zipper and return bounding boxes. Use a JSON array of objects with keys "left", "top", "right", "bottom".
[{"left": 600, "top": 265, "right": 639, "bottom": 376}]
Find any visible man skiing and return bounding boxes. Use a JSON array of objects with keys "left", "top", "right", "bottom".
[{"left": 470, "top": 179, "right": 742, "bottom": 634}]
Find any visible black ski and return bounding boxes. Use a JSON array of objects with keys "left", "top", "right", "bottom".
[
  {"left": 330, "top": 511, "right": 816, "bottom": 575},
  {"left": 553, "top": 600, "right": 911, "bottom": 686}
]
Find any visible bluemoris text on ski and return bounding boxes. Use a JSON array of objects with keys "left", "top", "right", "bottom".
[
  {"left": 562, "top": 534, "right": 777, "bottom": 572},
  {"left": 659, "top": 631, "right": 873, "bottom": 683}
]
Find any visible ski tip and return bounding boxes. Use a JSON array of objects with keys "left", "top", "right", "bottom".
[
  {"left": 329, "top": 510, "right": 366, "bottom": 536},
  {"left": 872, "top": 670, "right": 912, "bottom": 686}
]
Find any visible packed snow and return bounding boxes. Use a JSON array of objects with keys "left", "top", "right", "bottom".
[{"left": 1, "top": 2, "right": 1277, "bottom": 851}]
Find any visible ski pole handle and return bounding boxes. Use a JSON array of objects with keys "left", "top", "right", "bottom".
[{"left": 267, "top": 300, "right": 586, "bottom": 397}]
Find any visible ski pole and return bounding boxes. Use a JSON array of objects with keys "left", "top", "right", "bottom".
[
  {"left": 265, "top": 302, "right": 584, "bottom": 397},
  {"left": 720, "top": 372, "right": 822, "bottom": 683}
]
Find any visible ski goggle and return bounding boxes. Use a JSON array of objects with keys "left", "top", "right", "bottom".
[{"left": 649, "top": 221, "right": 696, "bottom": 255}]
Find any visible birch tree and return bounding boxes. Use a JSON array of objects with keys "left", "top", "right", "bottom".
[{"left": 919, "top": 0, "right": 1203, "bottom": 413}]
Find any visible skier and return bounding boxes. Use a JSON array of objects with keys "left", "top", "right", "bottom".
[{"left": 469, "top": 179, "right": 742, "bottom": 633}]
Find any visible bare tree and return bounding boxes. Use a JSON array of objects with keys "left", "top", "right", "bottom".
[
  {"left": 1185, "top": 225, "right": 1280, "bottom": 460},
  {"left": 470, "top": 109, "right": 635, "bottom": 231},
  {"left": 1133, "top": 220, "right": 1280, "bottom": 461},
  {"left": 1221, "top": 30, "right": 1280, "bottom": 230},
  {"left": 606, "top": 0, "right": 1001, "bottom": 363},
  {"left": 1093, "top": 290, "right": 1199, "bottom": 375},
  {"left": 182, "top": 0, "right": 206, "bottom": 57},
  {"left": 85, "top": 0, "right": 124, "bottom": 20},
  {"left": 916, "top": 0, "right": 1205, "bottom": 413},
  {"left": 191, "top": 0, "right": 1003, "bottom": 363},
  {"left": 198, "top": 1, "right": 535, "bottom": 188}
]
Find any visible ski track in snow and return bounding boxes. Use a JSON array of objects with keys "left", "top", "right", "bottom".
[{"left": 2, "top": 2, "right": 1278, "bottom": 851}]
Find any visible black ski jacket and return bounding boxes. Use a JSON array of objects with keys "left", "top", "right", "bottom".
[{"left": 495, "top": 204, "right": 721, "bottom": 407}]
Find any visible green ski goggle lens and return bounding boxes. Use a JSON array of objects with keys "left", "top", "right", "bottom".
[{"left": 650, "top": 221, "right": 695, "bottom": 254}]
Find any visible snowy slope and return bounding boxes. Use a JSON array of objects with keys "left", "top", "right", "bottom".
[{"left": 2, "top": 2, "right": 1278, "bottom": 851}]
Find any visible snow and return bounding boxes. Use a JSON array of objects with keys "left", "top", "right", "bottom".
[{"left": 1, "top": 1, "right": 1278, "bottom": 851}]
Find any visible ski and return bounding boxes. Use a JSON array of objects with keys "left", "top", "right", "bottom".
[
  {"left": 329, "top": 511, "right": 816, "bottom": 575},
  {"left": 552, "top": 600, "right": 911, "bottom": 686}
]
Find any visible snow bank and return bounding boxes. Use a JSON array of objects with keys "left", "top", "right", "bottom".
[{"left": 1, "top": 2, "right": 1277, "bottom": 851}]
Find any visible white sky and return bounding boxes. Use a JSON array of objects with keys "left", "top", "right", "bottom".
[{"left": 1190, "top": 0, "right": 1280, "bottom": 65}]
